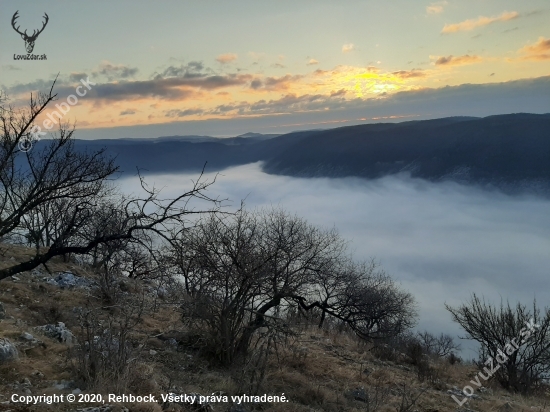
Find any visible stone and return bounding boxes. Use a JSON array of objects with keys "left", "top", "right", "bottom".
[
  {"left": 46, "top": 272, "right": 92, "bottom": 289},
  {"left": 165, "top": 338, "right": 178, "bottom": 347},
  {"left": 53, "top": 380, "right": 73, "bottom": 390},
  {"left": 20, "top": 332, "right": 34, "bottom": 341},
  {"left": 0, "top": 302, "right": 5, "bottom": 319},
  {"left": 349, "top": 387, "right": 368, "bottom": 403},
  {"left": 149, "top": 349, "right": 157, "bottom": 355},
  {"left": 35, "top": 322, "right": 75, "bottom": 344},
  {"left": 0, "top": 338, "right": 18, "bottom": 362}
]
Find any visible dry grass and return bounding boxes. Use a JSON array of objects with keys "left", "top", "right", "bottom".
[{"left": 2, "top": 244, "right": 550, "bottom": 412}]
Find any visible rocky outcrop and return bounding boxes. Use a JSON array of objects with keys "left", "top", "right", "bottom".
[
  {"left": 35, "top": 322, "right": 75, "bottom": 344},
  {"left": 0, "top": 338, "right": 18, "bottom": 363}
]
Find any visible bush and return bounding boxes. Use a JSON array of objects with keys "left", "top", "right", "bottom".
[{"left": 447, "top": 294, "right": 550, "bottom": 394}]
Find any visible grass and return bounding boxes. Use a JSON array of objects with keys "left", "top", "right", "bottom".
[{"left": 1, "top": 243, "right": 550, "bottom": 411}]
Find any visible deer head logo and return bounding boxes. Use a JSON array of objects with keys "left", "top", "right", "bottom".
[{"left": 11, "top": 11, "right": 49, "bottom": 54}]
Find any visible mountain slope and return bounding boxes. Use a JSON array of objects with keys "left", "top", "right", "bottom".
[
  {"left": 61, "top": 113, "right": 550, "bottom": 192},
  {"left": 262, "top": 113, "right": 550, "bottom": 190}
]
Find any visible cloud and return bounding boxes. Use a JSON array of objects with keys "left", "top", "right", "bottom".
[
  {"left": 2, "top": 65, "right": 21, "bottom": 71},
  {"left": 392, "top": 69, "right": 427, "bottom": 79},
  {"left": 427, "top": 1, "right": 447, "bottom": 15},
  {"left": 165, "top": 108, "right": 204, "bottom": 117},
  {"left": 210, "top": 91, "right": 351, "bottom": 116},
  {"left": 342, "top": 43, "right": 355, "bottom": 53},
  {"left": 93, "top": 61, "right": 139, "bottom": 80},
  {"left": 70, "top": 75, "right": 550, "bottom": 141},
  {"left": 250, "top": 79, "right": 263, "bottom": 90},
  {"left": 518, "top": 37, "right": 550, "bottom": 61},
  {"left": 249, "top": 74, "right": 304, "bottom": 91},
  {"left": 69, "top": 72, "right": 89, "bottom": 82},
  {"left": 432, "top": 54, "right": 482, "bottom": 66},
  {"left": 6, "top": 67, "right": 254, "bottom": 104},
  {"left": 154, "top": 62, "right": 209, "bottom": 79},
  {"left": 271, "top": 63, "right": 286, "bottom": 68},
  {"left": 216, "top": 53, "right": 238, "bottom": 64},
  {"left": 120, "top": 109, "right": 136, "bottom": 115},
  {"left": 307, "top": 59, "right": 319, "bottom": 66},
  {"left": 442, "top": 11, "right": 519, "bottom": 33}
]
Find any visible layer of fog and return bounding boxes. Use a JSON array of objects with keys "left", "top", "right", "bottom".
[{"left": 120, "top": 162, "right": 550, "bottom": 359}]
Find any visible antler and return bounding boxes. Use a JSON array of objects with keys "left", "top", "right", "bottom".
[
  {"left": 11, "top": 11, "right": 27, "bottom": 37},
  {"left": 29, "top": 13, "right": 49, "bottom": 40}
]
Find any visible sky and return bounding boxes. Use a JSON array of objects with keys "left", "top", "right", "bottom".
[{"left": 1, "top": 0, "right": 549, "bottom": 138}]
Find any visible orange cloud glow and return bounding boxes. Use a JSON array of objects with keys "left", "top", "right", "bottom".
[
  {"left": 442, "top": 11, "right": 519, "bottom": 33},
  {"left": 342, "top": 44, "right": 355, "bottom": 53},
  {"left": 427, "top": 1, "right": 447, "bottom": 15},
  {"left": 216, "top": 53, "right": 238, "bottom": 64},
  {"left": 518, "top": 37, "right": 550, "bottom": 61},
  {"left": 432, "top": 54, "right": 483, "bottom": 66}
]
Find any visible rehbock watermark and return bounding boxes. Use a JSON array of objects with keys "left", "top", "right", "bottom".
[
  {"left": 451, "top": 318, "right": 540, "bottom": 407},
  {"left": 19, "top": 77, "right": 96, "bottom": 152}
]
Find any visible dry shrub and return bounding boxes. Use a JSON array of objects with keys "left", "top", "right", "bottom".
[
  {"left": 231, "top": 334, "right": 277, "bottom": 395},
  {"left": 70, "top": 296, "right": 147, "bottom": 392}
]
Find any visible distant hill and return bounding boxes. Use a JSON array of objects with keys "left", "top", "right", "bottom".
[{"left": 65, "top": 113, "right": 550, "bottom": 193}]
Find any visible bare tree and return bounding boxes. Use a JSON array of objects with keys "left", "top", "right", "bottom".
[
  {"left": 417, "top": 331, "right": 460, "bottom": 358},
  {"left": 0, "top": 80, "right": 220, "bottom": 282},
  {"left": 170, "top": 207, "right": 416, "bottom": 365},
  {"left": 446, "top": 294, "right": 550, "bottom": 393}
]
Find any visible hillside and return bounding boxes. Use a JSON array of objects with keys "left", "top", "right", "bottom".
[
  {"left": 0, "top": 244, "right": 548, "bottom": 412},
  {"left": 262, "top": 114, "right": 550, "bottom": 189},
  {"left": 59, "top": 113, "right": 550, "bottom": 194}
]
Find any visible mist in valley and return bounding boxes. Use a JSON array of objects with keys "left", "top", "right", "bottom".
[{"left": 119, "top": 162, "right": 550, "bottom": 359}]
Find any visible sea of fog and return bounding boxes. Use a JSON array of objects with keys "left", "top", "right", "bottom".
[{"left": 119, "top": 162, "right": 550, "bottom": 359}]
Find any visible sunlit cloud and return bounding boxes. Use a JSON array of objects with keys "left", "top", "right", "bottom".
[
  {"left": 342, "top": 43, "right": 355, "bottom": 53},
  {"left": 307, "top": 59, "right": 319, "bottom": 66},
  {"left": 392, "top": 69, "right": 427, "bottom": 79},
  {"left": 442, "top": 11, "right": 519, "bottom": 33},
  {"left": 216, "top": 53, "right": 238, "bottom": 64},
  {"left": 431, "top": 54, "right": 483, "bottom": 66},
  {"left": 427, "top": 1, "right": 447, "bottom": 15},
  {"left": 165, "top": 108, "right": 204, "bottom": 117},
  {"left": 518, "top": 37, "right": 550, "bottom": 61}
]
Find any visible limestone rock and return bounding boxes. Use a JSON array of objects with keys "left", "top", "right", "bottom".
[
  {"left": 0, "top": 338, "right": 18, "bottom": 362},
  {"left": 35, "top": 322, "right": 75, "bottom": 344}
]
